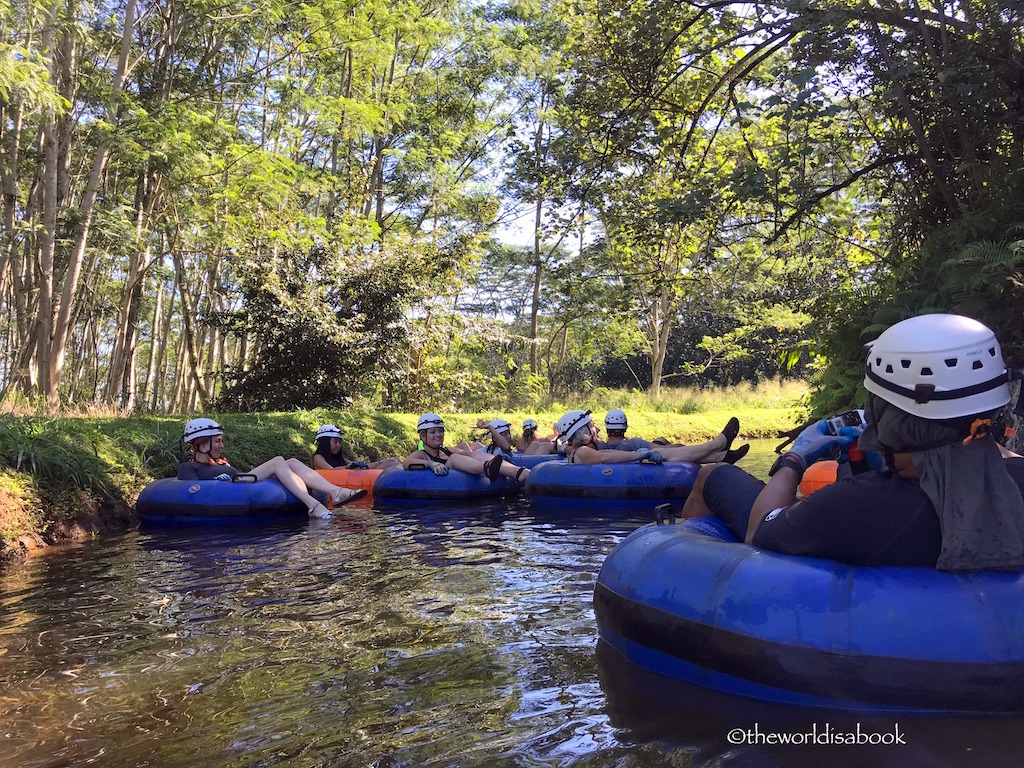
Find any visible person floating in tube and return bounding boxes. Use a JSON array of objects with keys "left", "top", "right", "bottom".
[
  {"left": 681, "top": 313, "right": 1024, "bottom": 570},
  {"left": 178, "top": 418, "right": 367, "bottom": 518},
  {"left": 311, "top": 424, "right": 400, "bottom": 471},
  {"left": 403, "top": 413, "right": 529, "bottom": 484}
]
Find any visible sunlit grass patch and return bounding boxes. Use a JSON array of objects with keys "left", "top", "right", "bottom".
[{"left": 0, "top": 470, "right": 42, "bottom": 547}]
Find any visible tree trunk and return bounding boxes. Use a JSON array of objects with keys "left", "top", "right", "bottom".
[
  {"left": 0, "top": 100, "right": 24, "bottom": 298},
  {"left": 151, "top": 270, "right": 178, "bottom": 412},
  {"left": 171, "top": 249, "right": 213, "bottom": 409},
  {"left": 46, "top": 0, "right": 138, "bottom": 404},
  {"left": 140, "top": 271, "right": 164, "bottom": 408},
  {"left": 529, "top": 105, "right": 548, "bottom": 375},
  {"left": 35, "top": 1, "right": 61, "bottom": 399}
]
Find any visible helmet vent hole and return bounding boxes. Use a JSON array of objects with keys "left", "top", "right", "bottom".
[
  {"left": 990, "top": 347, "right": 997, "bottom": 356},
  {"left": 945, "top": 358, "right": 957, "bottom": 367},
  {"left": 921, "top": 367, "right": 933, "bottom": 376},
  {"left": 876, "top": 357, "right": 882, "bottom": 366},
  {"left": 885, "top": 364, "right": 894, "bottom": 373},
  {"left": 900, "top": 359, "right": 911, "bottom": 369},
  {"left": 972, "top": 360, "right": 984, "bottom": 370}
]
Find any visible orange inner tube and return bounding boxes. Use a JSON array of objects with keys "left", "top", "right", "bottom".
[
  {"left": 798, "top": 460, "right": 838, "bottom": 497},
  {"left": 316, "top": 468, "right": 383, "bottom": 506}
]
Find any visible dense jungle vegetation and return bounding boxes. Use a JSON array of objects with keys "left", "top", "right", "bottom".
[{"left": 1, "top": 0, "right": 1022, "bottom": 417}]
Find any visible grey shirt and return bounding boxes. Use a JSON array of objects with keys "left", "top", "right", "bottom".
[
  {"left": 177, "top": 462, "right": 241, "bottom": 481},
  {"left": 598, "top": 437, "right": 652, "bottom": 451}
]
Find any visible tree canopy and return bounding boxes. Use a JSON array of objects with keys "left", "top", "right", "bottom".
[{"left": 1, "top": 0, "right": 1021, "bottom": 413}]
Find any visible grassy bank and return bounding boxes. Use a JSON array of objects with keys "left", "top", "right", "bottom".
[{"left": 0, "top": 380, "right": 809, "bottom": 563}]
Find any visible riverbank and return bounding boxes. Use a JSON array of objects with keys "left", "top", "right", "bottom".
[{"left": 0, "top": 386, "right": 807, "bottom": 564}]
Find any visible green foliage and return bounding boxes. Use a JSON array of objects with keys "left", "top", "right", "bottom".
[
  {"left": 216, "top": 241, "right": 461, "bottom": 410},
  {"left": 0, "top": 417, "right": 119, "bottom": 498}
]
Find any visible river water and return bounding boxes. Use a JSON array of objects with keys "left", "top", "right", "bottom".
[{"left": 2, "top": 441, "right": 1023, "bottom": 767}]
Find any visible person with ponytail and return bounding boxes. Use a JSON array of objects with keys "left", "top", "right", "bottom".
[
  {"left": 311, "top": 425, "right": 400, "bottom": 471},
  {"left": 517, "top": 418, "right": 556, "bottom": 454}
]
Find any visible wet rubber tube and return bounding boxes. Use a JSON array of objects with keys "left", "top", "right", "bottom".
[
  {"left": 524, "top": 461, "right": 698, "bottom": 513},
  {"left": 372, "top": 466, "right": 520, "bottom": 506},
  {"left": 316, "top": 468, "right": 383, "bottom": 502},
  {"left": 595, "top": 516, "right": 1024, "bottom": 712},
  {"left": 136, "top": 478, "right": 308, "bottom": 523}
]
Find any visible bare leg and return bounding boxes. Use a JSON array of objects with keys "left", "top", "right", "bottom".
[
  {"left": 369, "top": 457, "right": 401, "bottom": 469},
  {"left": 447, "top": 454, "right": 486, "bottom": 474},
  {"left": 250, "top": 456, "right": 317, "bottom": 508},
  {"left": 681, "top": 463, "right": 725, "bottom": 519},
  {"left": 661, "top": 434, "right": 727, "bottom": 463},
  {"left": 500, "top": 463, "right": 529, "bottom": 480},
  {"left": 285, "top": 458, "right": 352, "bottom": 497},
  {"left": 444, "top": 453, "right": 525, "bottom": 480}
]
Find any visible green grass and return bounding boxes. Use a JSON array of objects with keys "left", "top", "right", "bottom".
[{"left": 0, "top": 380, "right": 809, "bottom": 552}]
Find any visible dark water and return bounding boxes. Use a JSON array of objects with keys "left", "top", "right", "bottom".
[{"left": 2, "top": 440, "right": 1023, "bottom": 767}]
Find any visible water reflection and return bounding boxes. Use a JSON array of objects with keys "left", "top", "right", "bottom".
[
  {"left": 1, "top": 440, "right": 1021, "bottom": 767},
  {"left": 597, "top": 641, "right": 1024, "bottom": 768}
]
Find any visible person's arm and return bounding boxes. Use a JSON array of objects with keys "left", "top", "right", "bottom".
[
  {"left": 572, "top": 445, "right": 661, "bottom": 464},
  {"left": 477, "top": 420, "right": 513, "bottom": 453},
  {"left": 312, "top": 454, "right": 332, "bottom": 470},
  {"left": 745, "top": 467, "right": 802, "bottom": 544},
  {"left": 491, "top": 431, "right": 513, "bottom": 453},
  {"left": 748, "top": 420, "right": 858, "bottom": 544},
  {"left": 403, "top": 450, "right": 430, "bottom": 470}
]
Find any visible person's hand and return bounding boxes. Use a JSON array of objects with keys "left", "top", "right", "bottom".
[
  {"left": 429, "top": 460, "right": 449, "bottom": 476},
  {"left": 476, "top": 419, "right": 490, "bottom": 429},
  {"left": 347, "top": 461, "right": 369, "bottom": 469},
  {"left": 639, "top": 450, "right": 666, "bottom": 464},
  {"left": 792, "top": 420, "right": 855, "bottom": 465},
  {"left": 214, "top": 473, "right": 231, "bottom": 481},
  {"left": 838, "top": 424, "right": 864, "bottom": 439}
]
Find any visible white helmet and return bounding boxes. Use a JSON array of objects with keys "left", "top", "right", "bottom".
[
  {"left": 605, "top": 409, "right": 628, "bottom": 430},
  {"left": 556, "top": 409, "right": 592, "bottom": 440},
  {"left": 522, "top": 418, "right": 538, "bottom": 431},
  {"left": 863, "top": 314, "right": 1010, "bottom": 419},
  {"left": 489, "top": 418, "right": 511, "bottom": 434},
  {"left": 183, "top": 417, "right": 223, "bottom": 443},
  {"left": 417, "top": 413, "right": 445, "bottom": 431},
  {"left": 316, "top": 424, "right": 344, "bottom": 441}
]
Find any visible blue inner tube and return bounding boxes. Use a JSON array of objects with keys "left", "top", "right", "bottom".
[
  {"left": 525, "top": 461, "right": 698, "bottom": 512},
  {"left": 504, "top": 452, "right": 565, "bottom": 469},
  {"left": 372, "top": 466, "right": 520, "bottom": 505},
  {"left": 136, "top": 478, "right": 308, "bottom": 523},
  {"left": 471, "top": 448, "right": 561, "bottom": 473},
  {"left": 594, "top": 517, "right": 1024, "bottom": 713}
]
